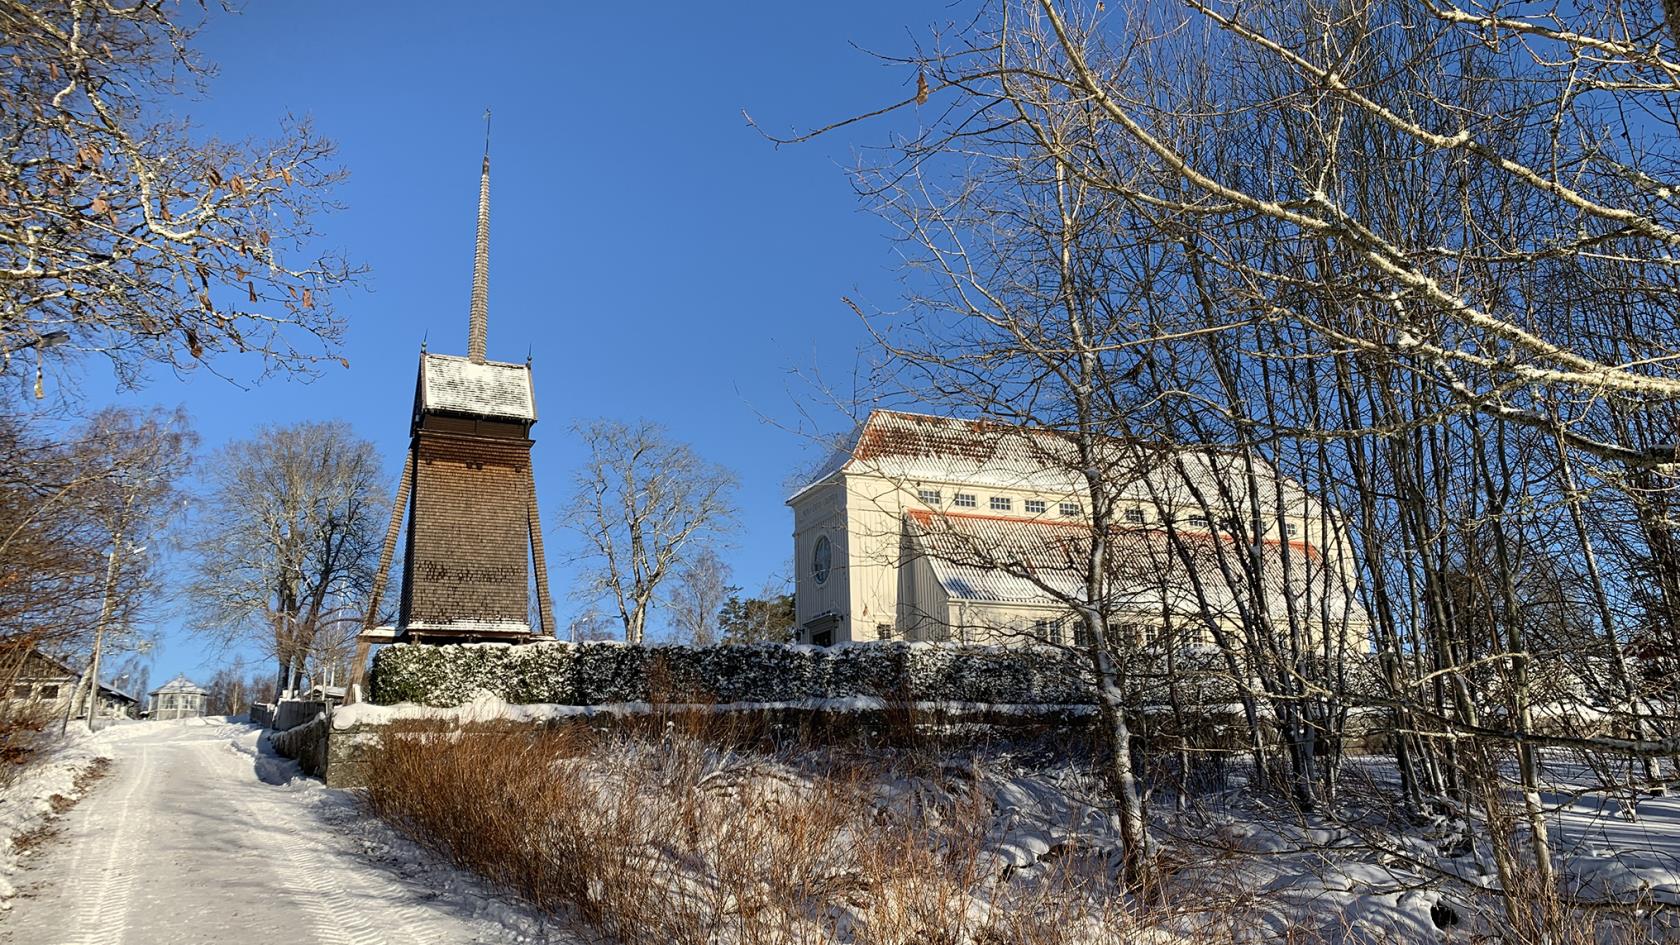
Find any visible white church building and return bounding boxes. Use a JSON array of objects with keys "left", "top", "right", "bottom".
[{"left": 788, "top": 410, "right": 1366, "bottom": 653}]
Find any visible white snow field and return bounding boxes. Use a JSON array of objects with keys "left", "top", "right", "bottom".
[{"left": 0, "top": 718, "right": 566, "bottom": 945}]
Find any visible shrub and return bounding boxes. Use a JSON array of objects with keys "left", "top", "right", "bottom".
[
  {"left": 360, "top": 722, "right": 1133, "bottom": 945},
  {"left": 368, "top": 640, "right": 1101, "bottom": 708}
]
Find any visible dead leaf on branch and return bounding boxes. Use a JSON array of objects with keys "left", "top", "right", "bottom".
[
  {"left": 247, "top": 281, "right": 257, "bottom": 303},
  {"left": 917, "top": 71, "right": 929, "bottom": 106}
]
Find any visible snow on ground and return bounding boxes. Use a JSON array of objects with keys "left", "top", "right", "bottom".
[
  {"left": 1155, "top": 755, "right": 1680, "bottom": 943},
  {"left": 0, "top": 722, "right": 114, "bottom": 905},
  {"left": 0, "top": 717, "right": 581, "bottom": 945},
  {"left": 1546, "top": 758, "right": 1680, "bottom": 911},
  {"left": 7, "top": 711, "right": 1680, "bottom": 945},
  {"left": 753, "top": 745, "right": 1680, "bottom": 943}
]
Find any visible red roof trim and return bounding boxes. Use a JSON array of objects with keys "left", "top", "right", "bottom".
[{"left": 904, "top": 507, "right": 1322, "bottom": 558}]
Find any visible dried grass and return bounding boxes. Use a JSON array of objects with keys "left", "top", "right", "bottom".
[
  {"left": 0, "top": 701, "right": 59, "bottom": 791},
  {"left": 361, "top": 715, "right": 1665, "bottom": 945}
]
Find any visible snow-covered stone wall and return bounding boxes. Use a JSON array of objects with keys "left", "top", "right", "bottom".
[{"left": 369, "top": 641, "right": 1110, "bottom": 708}]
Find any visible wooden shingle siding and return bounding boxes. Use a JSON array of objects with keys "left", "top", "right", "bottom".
[{"left": 400, "top": 431, "right": 533, "bottom": 630}]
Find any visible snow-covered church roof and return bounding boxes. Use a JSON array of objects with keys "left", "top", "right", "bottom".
[
  {"left": 792, "top": 410, "right": 1331, "bottom": 523},
  {"left": 904, "top": 509, "right": 1366, "bottom": 626},
  {"left": 418, "top": 352, "right": 535, "bottom": 421},
  {"left": 149, "top": 674, "right": 207, "bottom": 696}
]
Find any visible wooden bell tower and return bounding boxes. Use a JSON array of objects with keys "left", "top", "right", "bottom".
[{"left": 347, "top": 134, "right": 556, "bottom": 698}]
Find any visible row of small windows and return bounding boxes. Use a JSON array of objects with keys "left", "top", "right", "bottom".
[
  {"left": 914, "top": 488, "right": 1299, "bottom": 536},
  {"left": 1028, "top": 618, "right": 1202, "bottom": 649},
  {"left": 918, "top": 488, "right": 1082, "bottom": 518}
]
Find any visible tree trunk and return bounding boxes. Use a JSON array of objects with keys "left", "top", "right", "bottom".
[{"left": 1086, "top": 621, "right": 1153, "bottom": 892}]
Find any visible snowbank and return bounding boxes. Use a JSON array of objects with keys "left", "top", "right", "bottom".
[{"left": 0, "top": 723, "right": 122, "bottom": 906}]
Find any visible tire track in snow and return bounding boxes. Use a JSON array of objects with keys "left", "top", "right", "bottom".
[
  {"left": 219, "top": 747, "right": 428, "bottom": 945},
  {"left": 57, "top": 745, "right": 152, "bottom": 945},
  {"left": 6, "top": 722, "right": 531, "bottom": 945}
]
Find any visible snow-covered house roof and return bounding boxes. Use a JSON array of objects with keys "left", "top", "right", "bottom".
[
  {"left": 905, "top": 509, "right": 1366, "bottom": 627},
  {"left": 14, "top": 649, "right": 139, "bottom": 702},
  {"left": 418, "top": 352, "right": 535, "bottom": 422},
  {"left": 149, "top": 674, "right": 207, "bottom": 697}
]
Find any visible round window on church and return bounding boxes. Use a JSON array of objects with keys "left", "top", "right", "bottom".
[{"left": 812, "top": 534, "right": 832, "bottom": 585}]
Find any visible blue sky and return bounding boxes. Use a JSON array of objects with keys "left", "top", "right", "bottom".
[{"left": 57, "top": 1, "right": 947, "bottom": 687}]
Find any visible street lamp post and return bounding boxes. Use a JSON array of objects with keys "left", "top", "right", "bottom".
[{"left": 64, "top": 533, "right": 143, "bottom": 735}]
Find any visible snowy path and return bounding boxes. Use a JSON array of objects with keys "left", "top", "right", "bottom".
[{"left": 0, "top": 719, "right": 560, "bottom": 945}]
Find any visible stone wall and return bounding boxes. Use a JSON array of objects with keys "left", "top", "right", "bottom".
[
  {"left": 274, "top": 700, "right": 1100, "bottom": 789},
  {"left": 269, "top": 713, "right": 331, "bottom": 779}
]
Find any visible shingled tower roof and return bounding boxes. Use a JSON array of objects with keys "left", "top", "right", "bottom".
[{"left": 467, "top": 148, "right": 490, "bottom": 362}]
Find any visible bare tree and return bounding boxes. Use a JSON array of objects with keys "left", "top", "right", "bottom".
[
  {"left": 0, "top": 1, "right": 361, "bottom": 396},
  {"left": 0, "top": 407, "right": 186, "bottom": 729},
  {"left": 50, "top": 408, "right": 192, "bottom": 732},
  {"left": 203, "top": 664, "right": 250, "bottom": 717},
  {"left": 565, "top": 419, "right": 738, "bottom": 644},
  {"left": 666, "top": 547, "right": 734, "bottom": 645},
  {"left": 187, "top": 421, "right": 386, "bottom": 695},
  {"left": 768, "top": 0, "right": 1680, "bottom": 925},
  {"left": 0, "top": 412, "right": 120, "bottom": 677}
]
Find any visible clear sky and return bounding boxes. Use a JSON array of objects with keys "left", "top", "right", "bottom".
[{"left": 62, "top": 1, "right": 947, "bottom": 688}]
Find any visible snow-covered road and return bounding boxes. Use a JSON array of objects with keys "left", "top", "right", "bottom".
[{"left": 0, "top": 718, "right": 558, "bottom": 945}]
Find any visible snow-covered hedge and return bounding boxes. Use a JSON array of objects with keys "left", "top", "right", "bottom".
[{"left": 369, "top": 641, "right": 1102, "bottom": 708}]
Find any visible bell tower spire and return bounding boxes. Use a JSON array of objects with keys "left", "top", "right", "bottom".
[{"left": 467, "top": 108, "right": 491, "bottom": 363}]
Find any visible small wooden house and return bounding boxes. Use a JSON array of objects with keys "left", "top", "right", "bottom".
[
  {"left": 3, "top": 648, "right": 137, "bottom": 720},
  {"left": 148, "top": 675, "right": 208, "bottom": 720}
]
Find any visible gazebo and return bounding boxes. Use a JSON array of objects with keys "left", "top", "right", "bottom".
[{"left": 149, "top": 675, "right": 208, "bottom": 720}]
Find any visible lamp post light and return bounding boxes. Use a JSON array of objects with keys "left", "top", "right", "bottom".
[
  {"left": 8, "top": 330, "right": 71, "bottom": 399},
  {"left": 15, "top": 330, "right": 71, "bottom": 351}
]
